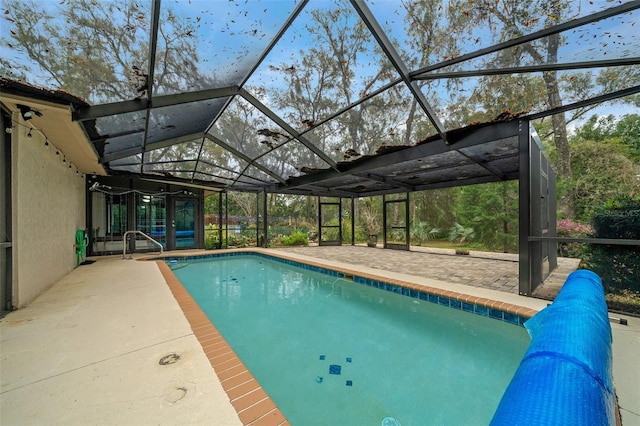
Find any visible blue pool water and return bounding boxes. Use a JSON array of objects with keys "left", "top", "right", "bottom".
[{"left": 171, "top": 254, "right": 530, "bottom": 425}]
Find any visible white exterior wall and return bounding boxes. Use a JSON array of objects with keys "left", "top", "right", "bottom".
[{"left": 12, "top": 113, "right": 85, "bottom": 307}]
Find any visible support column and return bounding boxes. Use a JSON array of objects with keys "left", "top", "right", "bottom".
[
  {"left": 263, "top": 191, "right": 268, "bottom": 247},
  {"left": 518, "top": 120, "right": 531, "bottom": 295},
  {"left": 405, "top": 192, "right": 410, "bottom": 248},
  {"left": 127, "top": 179, "right": 136, "bottom": 254},
  {"left": 548, "top": 166, "right": 558, "bottom": 272},
  {"left": 224, "top": 192, "right": 228, "bottom": 249},
  {"left": 530, "top": 137, "right": 543, "bottom": 289},
  {"left": 317, "top": 196, "right": 321, "bottom": 244},
  {"left": 218, "top": 192, "right": 223, "bottom": 249},
  {"left": 338, "top": 198, "right": 343, "bottom": 244},
  {"left": 351, "top": 197, "right": 355, "bottom": 246},
  {"left": 382, "top": 194, "right": 387, "bottom": 248}
]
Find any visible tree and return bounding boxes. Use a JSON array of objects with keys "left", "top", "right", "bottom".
[
  {"left": 569, "top": 139, "right": 640, "bottom": 222},
  {"left": 446, "top": 1, "right": 570, "bottom": 181},
  {"left": 266, "top": 0, "right": 427, "bottom": 165},
  {"left": 228, "top": 192, "right": 257, "bottom": 220},
  {"left": 436, "top": 0, "right": 638, "bottom": 219},
  {"left": 575, "top": 114, "right": 640, "bottom": 161},
  {"left": 1, "top": 0, "right": 211, "bottom": 103},
  {"left": 410, "top": 189, "right": 457, "bottom": 230},
  {"left": 454, "top": 181, "right": 519, "bottom": 252}
]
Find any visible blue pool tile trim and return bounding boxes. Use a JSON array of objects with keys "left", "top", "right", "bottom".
[
  {"left": 475, "top": 305, "right": 489, "bottom": 317},
  {"left": 503, "top": 312, "right": 519, "bottom": 325},
  {"left": 489, "top": 308, "right": 504, "bottom": 320},
  {"left": 160, "top": 251, "right": 531, "bottom": 327}
]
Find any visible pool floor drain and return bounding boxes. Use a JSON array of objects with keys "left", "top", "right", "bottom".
[
  {"left": 159, "top": 353, "right": 181, "bottom": 365},
  {"left": 382, "top": 417, "right": 401, "bottom": 426}
]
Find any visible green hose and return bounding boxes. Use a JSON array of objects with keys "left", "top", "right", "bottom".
[{"left": 75, "top": 229, "right": 88, "bottom": 266}]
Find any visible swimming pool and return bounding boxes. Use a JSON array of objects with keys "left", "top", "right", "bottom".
[{"left": 169, "top": 253, "right": 531, "bottom": 425}]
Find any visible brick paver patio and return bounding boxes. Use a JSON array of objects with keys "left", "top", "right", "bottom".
[{"left": 272, "top": 245, "right": 521, "bottom": 293}]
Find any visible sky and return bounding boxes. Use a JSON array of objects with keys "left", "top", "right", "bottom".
[{"left": 1, "top": 0, "right": 637, "bottom": 123}]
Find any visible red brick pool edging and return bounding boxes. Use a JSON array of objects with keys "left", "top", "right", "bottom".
[{"left": 157, "top": 261, "right": 290, "bottom": 426}]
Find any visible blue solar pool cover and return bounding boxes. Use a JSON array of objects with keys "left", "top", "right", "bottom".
[{"left": 490, "top": 270, "right": 615, "bottom": 426}]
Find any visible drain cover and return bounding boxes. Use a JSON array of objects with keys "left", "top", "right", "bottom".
[
  {"left": 159, "top": 353, "right": 181, "bottom": 365},
  {"left": 382, "top": 417, "right": 401, "bottom": 426}
]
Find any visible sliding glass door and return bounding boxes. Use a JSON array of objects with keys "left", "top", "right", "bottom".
[
  {"left": 173, "top": 199, "right": 195, "bottom": 249},
  {"left": 136, "top": 194, "right": 166, "bottom": 249}
]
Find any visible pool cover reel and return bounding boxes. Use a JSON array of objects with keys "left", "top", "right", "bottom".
[{"left": 490, "top": 270, "right": 615, "bottom": 426}]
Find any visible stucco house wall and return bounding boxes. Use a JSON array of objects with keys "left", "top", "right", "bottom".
[{"left": 12, "top": 112, "right": 85, "bottom": 307}]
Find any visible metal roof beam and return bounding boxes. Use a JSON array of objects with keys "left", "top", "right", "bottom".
[
  {"left": 203, "top": 133, "right": 287, "bottom": 185},
  {"left": 298, "top": 79, "right": 403, "bottom": 137},
  {"left": 186, "top": 169, "right": 245, "bottom": 186},
  {"left": 353, "top": 172, "right": 416, "bottom": 191},
  {"left": 100, "top": 132, "right": 204, "bottom": 163},
  {"left": 279, "top": 121, "right": 519, "bottom": 190},
  {"left": 238, "top": 0, "right": 309, "bottom": 89},
  {"left": 351, "top": 0, "right": 447, "bottom": 143},
  {"left": 526, "top": 85, "right": 640, "bottom": 120},
  {"left": 410, "top": 1, "right": 640, "bottom": 77},
  {"left": 291, "top": 186, "right": 358, "bottom": 198},
  {"left": 146, "top": 0, "right": 161, "bottom": 105},
  {"left": 143, "top": 159, "right": 197, "bottom": 166},
  {"left": 139, "top": 176, "right": 226, "bottom": 191},
  {"left": 196, "top": 159, "right": 271, "bottom": 185},
  {"left": 456, "top": 150, "right": 508, "bottom": 180},
  {"left": 409, "top": 174, "right": 519, "bottom": 193},
  {"left": 138, "top": 0, "right": 162, "bottom": 174},
  {"left": 72, "top": 86, "right": 239, "bottom": 122},
  {"left": 336, "top": 172, "right": 520, "bottom": 198},
  {"left": 239, "top": 88, "right": 339, "bottom": 170},
  {"left": 414, "top": 57, "right": 640, "bottom": 80}
]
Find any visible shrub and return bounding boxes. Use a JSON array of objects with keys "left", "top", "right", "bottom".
[
  {"left": 227, "top": 234, "right": 247, "bottom": 247},
  {"left": 556, "top": 219, "right": 593, "bottom": 258},
  {"left": 204, "top": 224, "right": 220, "bottom": 250},
  {"left": 280, "top": 231, "right": 309, "bottom": 246},
  {"left": 581, "top": 198, "right": 640, "bottom": 301},
  {"left": 410, "top": 222, "right": 440, "bottom": 246},
  {"left": 448, "top": 223, "right": 475, "bottom": 244}
]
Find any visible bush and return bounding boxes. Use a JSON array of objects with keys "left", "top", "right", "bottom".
[
  {"left": 448, "top": 223, "right": 475, "bottom": 244},
  {"left": 556, "top": 219, "right": 593, "bottom": 258},
  {"left": 279, "top": 231, "right": 309, "bottom": 246},
  {"left": 410, "top": 222, "right": 440, "bottom": 246},
  {"left": 205, "top": 224, "right": 221, "bottom": 250},
  {"left": 591, "top": 199, "right": 640, "bottom": 240},
  {"left": 580, "top": 197, "right": 640, "bottom": 313},
  {"left": 227, "top": 234, "right": 247, "bottom": 247}
]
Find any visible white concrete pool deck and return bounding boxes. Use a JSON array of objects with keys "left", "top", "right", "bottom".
[{"left": 1, "top": 248, "right": 639, "bottom": 425}]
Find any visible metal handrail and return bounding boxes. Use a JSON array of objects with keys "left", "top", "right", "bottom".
[{"left": 122, "top": 230, "right": 164, "bottom": 259}]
